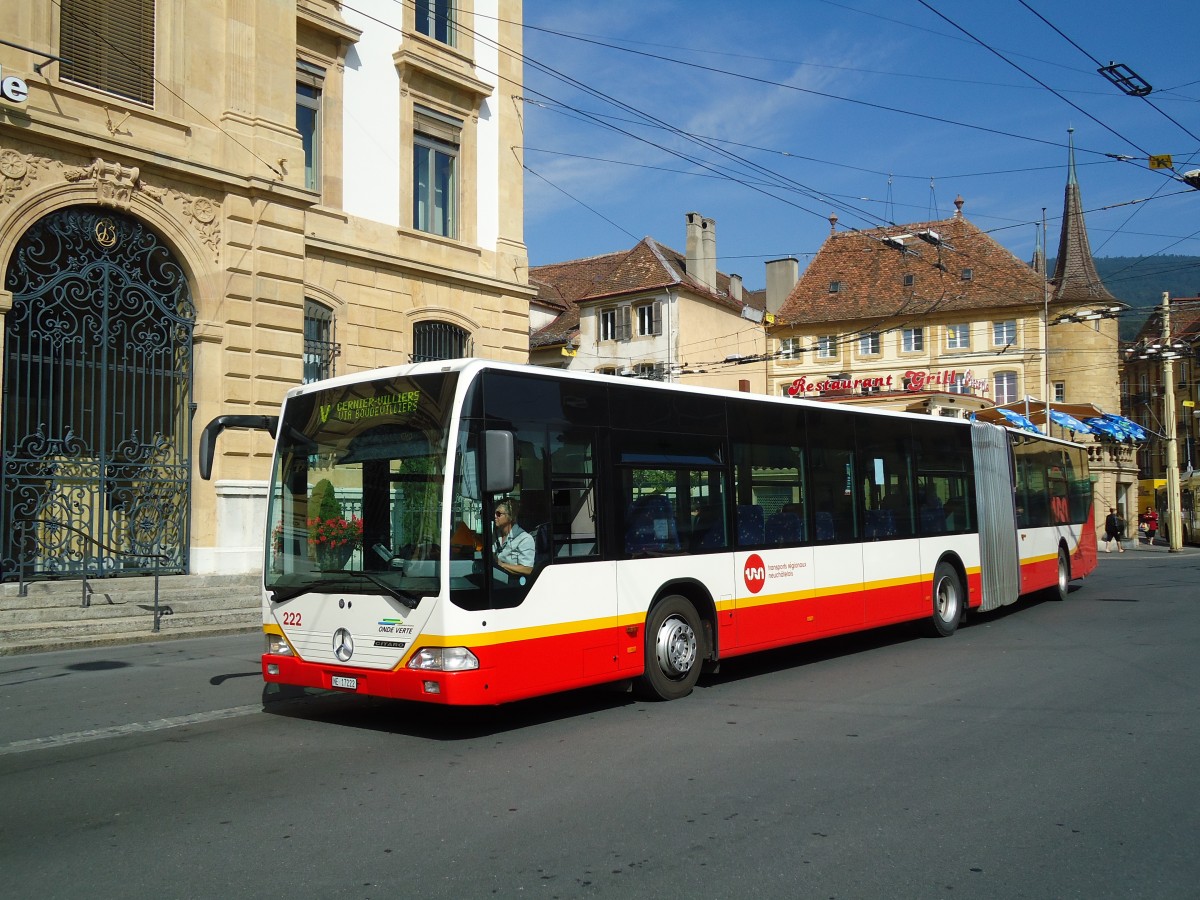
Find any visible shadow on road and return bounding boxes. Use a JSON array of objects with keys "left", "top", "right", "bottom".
[
  {"left": 253, "top": 580, "right": 1137, "bottom": 740},
  {"left": 259, "top": 679, "right": 638, "bottom": 740}
]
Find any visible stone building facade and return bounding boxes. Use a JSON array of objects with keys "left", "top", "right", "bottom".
[{"left": 0, "top": 0, "right": 530, "bottom": 579}]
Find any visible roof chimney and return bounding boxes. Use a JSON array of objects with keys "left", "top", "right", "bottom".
[
  {"left": 765, "top": 257, "right": 798, "bottom": 315},
  {"left": 685, "top": 212, "right": 704, "bottom": 285},
  {"left": 701, "top": 216, "right": 717, "bottom": 290},
  {"left": 729, "top": 273, "right": 743, "bottom": 302}
]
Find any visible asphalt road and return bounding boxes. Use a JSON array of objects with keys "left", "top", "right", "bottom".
[{"left": 2, "top": 547, "right": 1198, "bottom": 899}]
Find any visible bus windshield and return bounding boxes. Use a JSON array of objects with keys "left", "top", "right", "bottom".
[{"left": 265, "top": 373, "right": 458, "bottom": 603}]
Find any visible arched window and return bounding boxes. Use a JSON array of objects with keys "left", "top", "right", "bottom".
[
  {"left": 993, "top": 370, "right": 1018, "bottom": 405},
  {"left": 412, "top": 320, "right": 471, "bottom": 362},
  {"left": 304, "top": 300, "right": 338, "bottom": 383}
]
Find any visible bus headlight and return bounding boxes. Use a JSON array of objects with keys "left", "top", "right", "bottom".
[
  {"left": 407, "top": 647, "right": 479, "bottom": 671},
  {"left": 266, "top": 634, "right": 294, "bottom": 656}
]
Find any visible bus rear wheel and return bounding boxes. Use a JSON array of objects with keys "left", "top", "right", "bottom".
[
  {"left": 636, "top": 595, "right": 702, "bottom": 701},
  {"left": 1049, "top": 547, "right": 1070, "bottom": 601},
  {"left": 922, "top": 561, "right": 962, "bottom": 637}
]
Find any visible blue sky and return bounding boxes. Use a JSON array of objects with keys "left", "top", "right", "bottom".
[{"left": 520, "top": 0, "right": 1199, "bottom": 288}]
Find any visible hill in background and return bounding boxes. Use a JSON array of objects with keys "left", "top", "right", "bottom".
[{"left": 1056, "top": 256, "right": 1200, "bottom": 341}]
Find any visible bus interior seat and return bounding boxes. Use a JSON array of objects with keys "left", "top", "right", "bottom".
[
  {"left": 919, "top": 507, "right": 946, "bottom": 534},
  {"left": 625, "top": 494, "right": 680, "bottom": 555},
  {"left": 815, "top": 511, "right": 836, "bottom": 541},
  {"left": 766, "top": 511, "right": 803, "bottom": 544},
  {"left": 532, "top": 523, "right": 553, "bottom": 570},
  {"left": 737, "top": 504, "right": 765, "bottom": 546},
  {"left": 696, "top": 518, "right": 727, "bottom": 549},
  {"left": 864, "top": 508, "right": 896, "bottom": 539}
]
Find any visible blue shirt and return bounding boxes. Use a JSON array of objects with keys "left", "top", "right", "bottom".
[{"left": 496, "top": 523, "right": 535, "bottom": 568}]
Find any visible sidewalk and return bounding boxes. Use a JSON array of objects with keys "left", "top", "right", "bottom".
[
  {"left": 1106, "top": 536, "right": 1197, "bottom": 554},
  {"left": 0, "top": 573, "right": 261, "bottom": 656}
]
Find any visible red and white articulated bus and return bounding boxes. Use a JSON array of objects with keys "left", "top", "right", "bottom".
[{"left": 200, "top": 359, "right": 1096, "bottom": 705}]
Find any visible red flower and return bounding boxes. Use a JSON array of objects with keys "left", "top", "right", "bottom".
[{"left": 306, "top": 516, "right": 363, "bottom": 547}]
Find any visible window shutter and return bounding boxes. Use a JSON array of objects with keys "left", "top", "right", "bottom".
[
  {"left": 414, "top": 105, "right": 462, "bottom": 145},
  {"left": 60, "top": 0, "right": 156, "bottom": 106},
  {"left": 651, "top": 301, "right": 662, "bottom": 336},
  {"left": 618, "top": 306, "right": 632, "bottom": 342}
]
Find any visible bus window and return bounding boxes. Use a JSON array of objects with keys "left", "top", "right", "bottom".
[
  {"left": 732, "top": 404, "right": 806, "bottom": 548},
  {"left": 614, "top": 432, "right": 725, "bottom": 558},
  {"left": 857, "top": 418, "right": 913, "bottom": 540},
  {"left": 913, "top": 420, "right": 975, "bottom": 535},
  {"left": 622, "top": 470, "right": 682, "bottom": 556},
  {"left": 807, "top": 407, "right": 856, "bottom": 542},
  {"left": 731, "top": 441, "right": 805, "bottom": 548},
  {"left": 549, "top": 428, "right": 598, "bottom": 560}
]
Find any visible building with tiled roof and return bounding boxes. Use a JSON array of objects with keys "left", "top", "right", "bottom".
[
  {"left": 766, "top": 197, "right": 1052, "bottom": 415},
  {"left": 1123, "top": 296, "right": 1200, "bottom": 495},
  {"left": 529, "top": 213, "right": 768, "bottom": 392},
  {"left": 763, "top": 137, "right": 1138, "bottom": 539}
]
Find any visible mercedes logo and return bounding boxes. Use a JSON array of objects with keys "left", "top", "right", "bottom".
[{"left": 332, "top": 628, "right": 354, "bottom": 662}]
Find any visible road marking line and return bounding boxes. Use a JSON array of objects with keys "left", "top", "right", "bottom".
[{"left": 0, "top": 704, "right": 262, "bottom": 756}]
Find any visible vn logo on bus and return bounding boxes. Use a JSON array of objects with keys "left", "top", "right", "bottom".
[{"left": 744, "top": 554, "right": 766, "bottom": 594}]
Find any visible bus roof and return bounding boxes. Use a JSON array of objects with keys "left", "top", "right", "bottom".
[{"left": 281, "top": 357, "right": 1089, "bottom": 446}]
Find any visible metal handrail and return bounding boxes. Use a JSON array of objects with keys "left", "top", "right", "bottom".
[{"left": 16, "top": 519, "right": 171, "bottom": 632}]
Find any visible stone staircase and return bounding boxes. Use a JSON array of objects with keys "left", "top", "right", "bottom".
[{"left": 0, "top": 573, "right": 262, "bottom": 656}]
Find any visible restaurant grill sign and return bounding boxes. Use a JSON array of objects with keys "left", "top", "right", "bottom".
[{"left": 787, "top": 368, "right": 990, "bottom": 397}]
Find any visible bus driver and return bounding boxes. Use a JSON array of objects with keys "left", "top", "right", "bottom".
[{"left": 492, "top": 499, "right": 535, "bottom": 577}]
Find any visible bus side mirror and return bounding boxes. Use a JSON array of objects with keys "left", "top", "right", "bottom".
[
  {"left": 199, "top": 415, "right": 279, "bottom": 480},
  {"left": 484, "top": 429, "right": 515, "bottom": 494}
]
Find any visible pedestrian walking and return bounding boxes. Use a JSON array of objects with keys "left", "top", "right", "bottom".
[
  {"left": 1103, "top": 507, "right": 1125, "bottom": 552},
  {"left": 1138, "top": 506, "right": 1159, "bottom": 545}
]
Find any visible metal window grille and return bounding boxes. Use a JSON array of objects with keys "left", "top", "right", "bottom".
[
  {"left": 412, "top": 321, "right": 471, "bottom": 362},
  {"left": 303, "top": 301, "right": 338, "bottom": 383},
  {"left": 60, "top": 0, "right": 156, "bottom": 106}
]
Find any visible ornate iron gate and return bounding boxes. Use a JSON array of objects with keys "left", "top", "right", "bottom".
[{"left": 2, "top": 206, "right": 195, "bottom": 579}]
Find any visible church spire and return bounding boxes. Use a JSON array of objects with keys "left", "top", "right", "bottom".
[{"left": 1050, "top": 127, "right": 1117, "bottom": 304}]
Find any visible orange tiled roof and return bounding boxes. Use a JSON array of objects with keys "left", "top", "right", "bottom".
[
  {"left": 775, "top": 215, "right": 1046, "bottom": 327},
  {"left": 529, "top": 236, "right": 750, "bottom": 348}
]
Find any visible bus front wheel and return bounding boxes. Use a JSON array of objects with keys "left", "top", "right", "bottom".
[
  {"left": 636, "top": 595, "right": 702, "bottom": 701},
  {"left": 923, "top": 561, "right": 963, "bottom": 638}
]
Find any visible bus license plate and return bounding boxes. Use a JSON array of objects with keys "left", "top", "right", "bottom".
[{"left": 331, "top": 675, "right": 357, "bottom": 690}]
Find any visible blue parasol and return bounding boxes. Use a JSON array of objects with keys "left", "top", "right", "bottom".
[
  {"left": 1048, "top": 409, "right": 1095, "bottom": 434},
  {"left": 1101, "top": 413, "right": 1147, "bottom": 441},
  {"left": 1085, "top": 417, "right": 1124, "bottom": 440},
  {"left": 994, "top": 407, "right": 1042, "bottom": 433}
]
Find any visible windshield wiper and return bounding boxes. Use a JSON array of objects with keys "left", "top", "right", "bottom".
[
  {"left": 344, "top": 571, "right": 423, "bottom": 609},
  {"left": 269, "top": 584, "right": 313, "bottom": 603}
]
